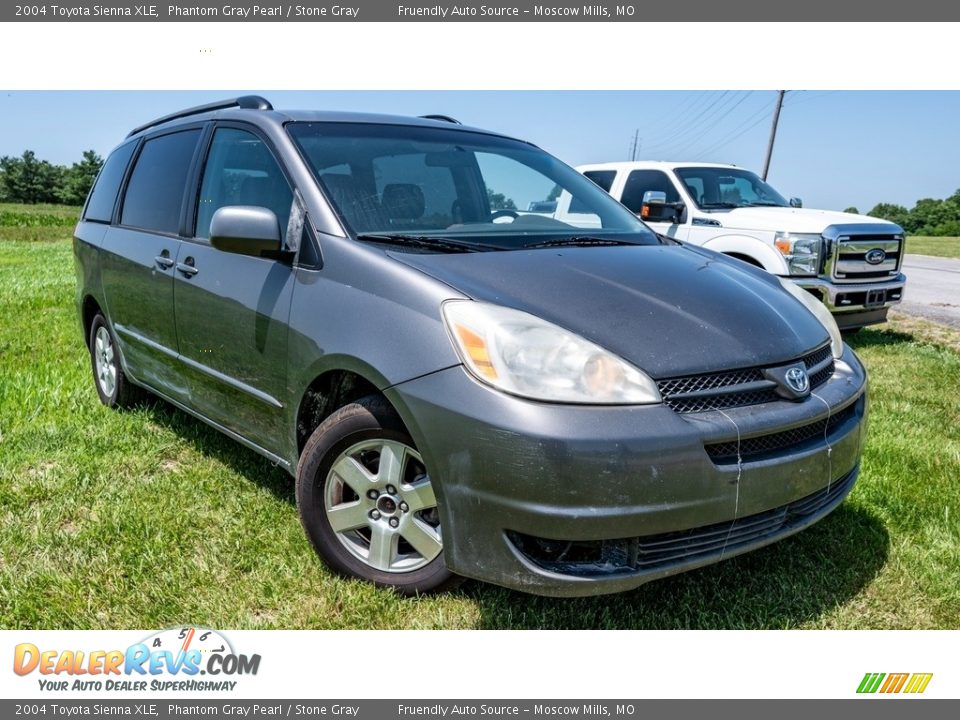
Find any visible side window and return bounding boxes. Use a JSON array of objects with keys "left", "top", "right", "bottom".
[
  {"left": 84, "top": 141, "right": 137, "bottom": 224},
  {"left": 619, "top": 170, "right": 681, "bottom": 214},
  {"left": 120, "top": 129, "right": 201, "bottom": 235},
  {"left": 196, "top": 128, "right": 293, "bottom": 240},
  {"left": 583, "top": 170, "right": 617, "bottom": 193},
  {"left": 570, "top": 170, "right": 617, "bottom": 213}
]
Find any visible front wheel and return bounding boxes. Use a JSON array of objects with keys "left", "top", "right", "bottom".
[{"left": 295, "top": 395, "right": 460, "bottom": 595}]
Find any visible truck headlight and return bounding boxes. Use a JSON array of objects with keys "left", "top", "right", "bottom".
[
  {"left": 778, "top": 277, "right": 844, "bottom": 360},
  {"left": 774, "top": 232, "right": 822, "bottom": 276},
  {"left": 442, "top": 300, "right": 661, "bottom": 405}
]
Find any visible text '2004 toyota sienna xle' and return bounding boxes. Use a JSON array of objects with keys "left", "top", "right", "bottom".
[{"left": 74, "top": 97, "right": 868, "bottom": 596}]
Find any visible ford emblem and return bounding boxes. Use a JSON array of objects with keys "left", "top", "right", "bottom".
[{"left": 865, "top": 248, "right": 887, "bottom": 265}]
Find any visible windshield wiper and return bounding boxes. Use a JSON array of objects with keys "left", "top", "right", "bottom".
[
  {"left": 522, "top": 236, "right": 637, "bottom": 249},
  {"left": 355, "top": 233, "right": 500, "bottom": 253},
  {"left": 698, "top": 202, "right": 740, "bottom": 209},
  {"left": 744, "top": 201, "right": 786, "bottom": 207}
]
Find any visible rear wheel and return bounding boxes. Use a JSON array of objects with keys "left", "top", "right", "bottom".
[
  {"left": 88, "top": 313, "right": 143, "bottom": 408},
  {"left": 296, "top": 395, "right": 460, "bottom": 595}
]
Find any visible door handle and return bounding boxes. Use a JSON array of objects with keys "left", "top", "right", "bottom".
[
  {"left": 154, "top": 253, "right": 175, "bottom": 269},
  {"left": 176, "top": 258, "right": 199, "bottom": 277}
]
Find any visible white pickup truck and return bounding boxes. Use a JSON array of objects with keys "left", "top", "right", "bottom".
[{"left": 555, "top": 161, "right": 906, "bottom": 329}]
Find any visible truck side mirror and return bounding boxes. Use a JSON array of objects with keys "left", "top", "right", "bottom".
[
  {"left": 790, "top": 197, "right": 803, "bottom": 208},
  {"left": 640, "top": 190, "right": 683, "bottom": 224}
]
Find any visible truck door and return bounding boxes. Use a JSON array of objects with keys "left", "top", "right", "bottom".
[{"left": 617, "top": 169, "right": 689, "bottom": 241}]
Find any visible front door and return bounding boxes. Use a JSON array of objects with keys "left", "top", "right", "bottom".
[{"left": 172, "top": 125, "right": 297, "bottom": 455}]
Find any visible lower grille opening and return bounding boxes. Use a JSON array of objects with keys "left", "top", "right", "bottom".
[
  {"left": 507, "top": 467, "right": 857, "bottom": 578},
  {"left": 704, "top": 399, "right": 861, "bottom": 465}
]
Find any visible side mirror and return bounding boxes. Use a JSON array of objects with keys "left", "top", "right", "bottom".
[
  {"left": 209, "top": 206, "right": 282, "bottom": 257},
  {"left": 789, "top": 197, "right": 803, "bottom": 208},
  {"left": 640, "top": 190, "right": 683, "bottom": 224}
]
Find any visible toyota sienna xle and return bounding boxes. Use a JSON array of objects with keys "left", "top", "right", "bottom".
[{"left": 74, "top": 97, "right": 867, "bottom": 596}]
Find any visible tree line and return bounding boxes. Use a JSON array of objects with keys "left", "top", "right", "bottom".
[
  {"left": 0, "top": 150, "right": 103, "bottom": 206},
  {"left": 845, "top": 189, "right": 960, "bottom": 237}
]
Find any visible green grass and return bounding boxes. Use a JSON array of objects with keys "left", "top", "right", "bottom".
[
  {"left": 1, "top": 204, "right": 958, "bottom": 629},
  {"left": 905, "top": 236, "right": 960, "bottom": 259}
]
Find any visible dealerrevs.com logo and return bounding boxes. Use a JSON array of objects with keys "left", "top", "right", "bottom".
[
  {"left": 13, "top": 627, "right": 261, "bottom": 693},
  {"left": 857, "top": 672, "right": 933, "bottom": 694}
]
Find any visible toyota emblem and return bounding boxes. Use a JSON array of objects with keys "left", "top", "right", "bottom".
[{"left": 785, "top": 367, "right": 810, "bottom": 393}]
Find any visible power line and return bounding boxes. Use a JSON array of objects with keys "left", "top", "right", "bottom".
[
  {"left": 693, "top": 98, "right": 778, "bottom": 160},
  {"left": 637, "top": 91, "right": 712, "bottom": 142},
  {"left": 653, "top": 92, "right": 754, "bottom": 159},
  {"left": 643, "top": 91, "right": 732, "bottom": 150}
]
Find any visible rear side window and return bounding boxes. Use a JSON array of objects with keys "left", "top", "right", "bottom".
[
  {"left": 620, "top": 170, "right": 681, "bottom": 213},
  {"left": 84, "top": 141, "right": 137, "bottom": 224},
  {"left": 570, "top": 170, "right": 617, "bottom": 213},
  {"left": 121, "top": 129, "right": 201, "bottom": 235}
]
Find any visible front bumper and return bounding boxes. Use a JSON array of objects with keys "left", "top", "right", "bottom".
[
  {"left": 387, "top": 346, "right": 868, "bottom": 597},
  {"left": 795, "top": 274, "right": 905, "bottom": 328}
]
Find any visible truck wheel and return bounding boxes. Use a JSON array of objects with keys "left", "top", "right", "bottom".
[
  {"left": 88, "top": 313, "right": 143, "bottom": 408},
  {"left": 296, "top": 395, "right": 460, "bottom": 595}
]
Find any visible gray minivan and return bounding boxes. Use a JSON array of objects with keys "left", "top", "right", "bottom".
[{"left": 75, "top": 97, "right": 867, "bottom": 596}]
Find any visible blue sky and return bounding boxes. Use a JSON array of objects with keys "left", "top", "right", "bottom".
[{"left": 1, "top": 90, "right": 957, "bottom": 212}]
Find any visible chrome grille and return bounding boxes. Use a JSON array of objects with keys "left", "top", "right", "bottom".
[{"left": 831, "top": 234, "right": 903, "bottom": 282}]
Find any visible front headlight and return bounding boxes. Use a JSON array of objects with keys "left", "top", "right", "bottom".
[
  {"left": 774, "top": 232, "right": 822, "bottom": 276},
  {"left": 778, "top": 277, "right": 844, "bottom": 360},
  {"left": 442, "top": 300, "right": 661, "bottom": 404}
]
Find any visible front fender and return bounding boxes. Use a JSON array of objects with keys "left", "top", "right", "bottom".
[{"left": 701, "top": 233, "right": 788, "bottom": 275}]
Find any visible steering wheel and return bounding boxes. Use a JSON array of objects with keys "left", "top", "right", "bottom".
[{"left": 490, "top": 209, "right": 519, "bottom": 222}]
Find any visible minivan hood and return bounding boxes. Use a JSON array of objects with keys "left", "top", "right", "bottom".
[
  {"left": 710, "top": 206, "right": 888, "bottom": 234},
  {"left": 390, "top": 244, "right": 830, "bottom": 379}
]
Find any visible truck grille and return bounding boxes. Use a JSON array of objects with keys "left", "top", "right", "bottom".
[
  {"left": 831, "top": 233, "right": 902, "bottom": 282},
  {"left": 506, "top": 466, "right": 857, "bottom": 577},
  {"left": 657, "top": 344, "right": 834, "bottom": 413}
]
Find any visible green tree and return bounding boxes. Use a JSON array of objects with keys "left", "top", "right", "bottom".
[
  {"left": 487, "top": 188, "right": 517, "bottom": 211},
  {"left": 843, "top": 206, "right": 859, "bottom": 215},
  {"left": 0, "top": 151, "right": 64, "bottom": 204},
  {"left": 56, "top": 150, "right": 102, "bottom": 206},
  {"left": 867, "top": 202, "right": 910, "bottom": 230}
]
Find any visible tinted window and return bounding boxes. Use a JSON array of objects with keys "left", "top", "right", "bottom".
[
  {"left": 121, "top": 129, "right": 201, "bottom": 234},
  {"left": 583, "top": 170, "right": 617, "bottom": 192},
  {"left": 620, "top": 170, "right": 681, "bottom": 213},
  {"left": 84, "top": 141, "right": 137, "bottom": 224},
  {"left": 570, "top": 170, "right": 618, "bottom": 213},
  {"left": 196, "top": 128, "right": 292, "bottom": 240}
]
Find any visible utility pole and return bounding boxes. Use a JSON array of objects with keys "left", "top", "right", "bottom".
[
  {"left": 761, "top": 90, "right": 786, "bottom": 180},
  {"left": 629, "top": 129, "right": 640, "bottom": 161}
]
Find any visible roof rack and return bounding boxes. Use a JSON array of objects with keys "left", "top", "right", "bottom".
[
  {"left": 419, "top": 114, "right": 462, "bottom": 125},
  {"left": 127, "top": 95, "right": 273, "bottom": 138}
]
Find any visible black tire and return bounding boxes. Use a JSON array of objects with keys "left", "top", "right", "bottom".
[
  {"left": 296, "top": 395, "right": 460, "bottom": 595},
  {"left": 88, "top": 313, "right": 144, "bottom": 408}
]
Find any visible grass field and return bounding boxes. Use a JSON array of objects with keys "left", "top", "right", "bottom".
[
  {"left": 1, "top": 205, "right": 958, "bottom": 630},
  {"left": 905, "top": 236, "right": 960, "bottom": 259}
]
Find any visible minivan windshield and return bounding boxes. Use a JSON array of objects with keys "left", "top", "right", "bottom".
[
  {"left": 287, "top": 122, "right": 659, "bottom": 250},
  {"left": 674, "top": 167, "right": 789, "bottom": 209}
]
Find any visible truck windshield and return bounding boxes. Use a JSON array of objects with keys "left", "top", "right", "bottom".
[
  {"left": 287, "top": 122, "right": 659, "bottom": 249},
  {"left": 674, "top": 167, "right": 789, "bottom": 209}
]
